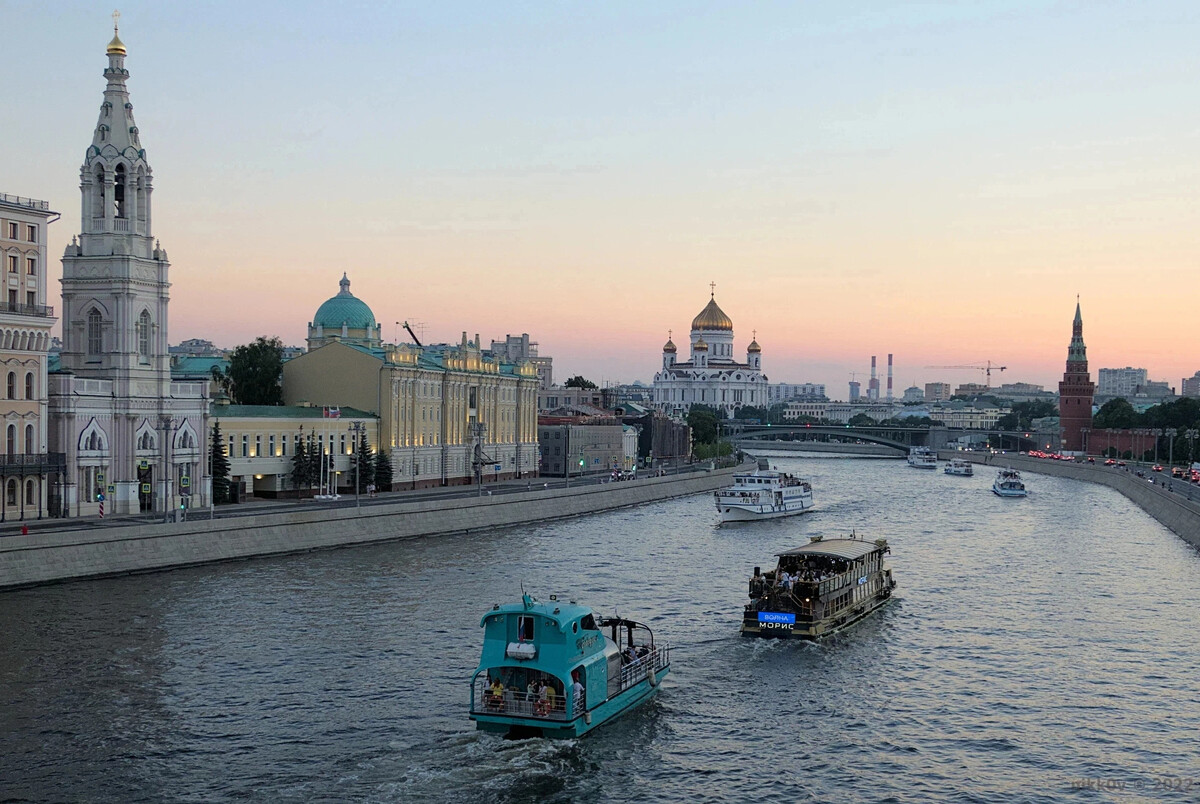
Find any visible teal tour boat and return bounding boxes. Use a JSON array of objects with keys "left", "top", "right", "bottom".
[{"left": 469, "top": 593, "right": 670, "bottom": 739}]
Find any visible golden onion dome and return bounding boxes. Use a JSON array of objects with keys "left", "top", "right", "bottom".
[
  {"left": 107, "top": 31, "right": 127, "bottom": 55},
  {"left": 691, "top": 296, "right": 733, "bottom": 332},
  {"left": 747, "top": 339, "right": 761, "bottom": 353},
  {"left": 663, "top": 337, "right": 677, "bottom": 353},
  {"left": 694, "top": 337, "right": 709, "bottom": 351}
]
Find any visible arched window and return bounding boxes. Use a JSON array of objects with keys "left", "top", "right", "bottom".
[
  {"left": 6, "top": 479, "right": 15, "bottom": 506},
  {"left": 5, "top": 372, "right": 13, "bottom": 399},
  {"left": 25, "top": 479, "right": 35, "bottom": 506},
  {"left": 137, "top": 310, "right": 151, "bottom": 360},
  {"left": 5, "top": 424, "right": 14, "bottom": 456},
  {"left": 87, "top": 309, "right": 103, "bottom": 356},
  {"left": 93, "top": 167, "right": 105, "bottom": 219},
  {"left": 24, "top": 372, "right": 33, "bottom": 400},
  {"left": 114, "top": 165, "right": 126, "bottom": 218},
  {"left": 24, "top": 424, "right": 34, "bottom": 454}
]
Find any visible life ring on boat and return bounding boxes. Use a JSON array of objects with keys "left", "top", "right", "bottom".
[{"left": 646, "top": 661, "right": 658, "bottom": 687}]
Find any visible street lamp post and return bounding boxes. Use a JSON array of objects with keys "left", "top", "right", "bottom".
[
  {"left": 1187, "top": 429, "right": 1199, "bottom": 466},
  {"left": 158, "top": 415, "right": 176, "bottom": 523},
  {"left": 1165, "top": 427, "right": 1177, "bottom": 467},
  {"left": 347, "top": 420, "right": 366, "bottom": 511},
  {"left": 1153, "top": 428, "right": 1163, "bottom": 465}
]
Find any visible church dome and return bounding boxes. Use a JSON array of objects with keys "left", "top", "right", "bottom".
[
  {"left": 313, "top": 273, "right": 376, "bottom": 330},
  {"left": 694, "top": 337, "right": 709, "bottom": 351},
  {"left": 747, "top": 339, "right": 761, "bottom": 353},
  {"left": 663, "top": 337, "right": 677, "bottom": 353},
  {"left": 691, "top": 296, "right": 733, "bottom": 331}
]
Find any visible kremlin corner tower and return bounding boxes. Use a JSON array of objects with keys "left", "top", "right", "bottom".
[{"left": 1058, "top": 302, "right": 1094, "bottom": 453}]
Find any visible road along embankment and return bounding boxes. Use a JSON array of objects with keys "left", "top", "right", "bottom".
[
  {"left": 945, "top": 452, "right": 1200, "bottom": 549},
  {"left": 0, "top": 467, "right": 739, "bottom": 591},
  {"left": 739, "top": 440, "right": 899, "bottom": 457}
]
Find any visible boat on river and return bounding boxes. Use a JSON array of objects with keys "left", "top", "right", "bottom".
[
  {"left": 714, "top": 459, "right": 814, "bottom": 522},
  {"left": 742, "top": 534, "right": 896, "bottom": 640},
  {"left": 943, "top": 458, "right": 974, "bottom": 477},
  {"left": 469, "top": 593, "right": 669, "bottom": 739},
  {"left": 992, "top": 468, "right": 1027, "bottom": 497},
  {"left": 907, "top": 446, "right": 938, "bottom": 469}
]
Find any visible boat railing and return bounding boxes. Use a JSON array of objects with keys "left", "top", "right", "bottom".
[
  {"left": 470, "top": 676, "right": 569, "bottom": 721},
  {"left": 616, "top": 644, "right": 670, "bottom": 692}
]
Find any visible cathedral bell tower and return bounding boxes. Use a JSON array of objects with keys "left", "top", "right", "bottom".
[{"left": 60, "top": 15, "right": 171, "bottom": 393}]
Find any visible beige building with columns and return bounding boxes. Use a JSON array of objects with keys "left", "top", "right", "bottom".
[{"left": 283, "top": 322, "right": 540, "bottom": 489}]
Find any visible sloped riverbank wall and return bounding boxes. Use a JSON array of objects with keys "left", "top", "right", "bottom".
[{"left": 0, "top": 467, "right": 739, "bottom": 591}]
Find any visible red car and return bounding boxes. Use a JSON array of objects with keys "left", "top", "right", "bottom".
[
  {"left": 1104, "top": 459, "right": 1116, "bottom": 466},
  {"left": 1152, "top": 465, "right": 1164, "bottom": 473}
]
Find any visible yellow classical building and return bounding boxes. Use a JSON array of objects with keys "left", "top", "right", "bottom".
[{"left": 283, "top": 278, "right": 539, "bottom": 489}]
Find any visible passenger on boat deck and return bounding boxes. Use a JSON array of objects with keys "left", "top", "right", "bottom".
[
  {"left": 780, "top": 570, "right": 792, "bottom": 590},
  {"left": 488, "top": 678, "right": 505, "bottom": 710},
  {"left": 526, "top": 678, "right": 539, "bottom": 702},
  {"left": 544, "top": 683, "right": 558, "bottom": 713},
  {"left": 571, "top": 677, "right": 584, "bottom": 705}
]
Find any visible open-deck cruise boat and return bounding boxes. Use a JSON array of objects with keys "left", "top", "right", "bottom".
[
  {"left": 944, "top": 458, "right": 974, "bottom": 477},
  {"left": 469, "top": 594, "right": 669, "bottom": 739},
  {"left": 907, "top": 447, "right": 938, "bottom": 469},
  {"left": 992, "top": 468, "right": 1027, "bottom": 497},
  {"left": 715, "top": 459, "right": 814, "bottom": 522},
  {"left": 742, "top": 534, "right": 896, "bottom": 640}
]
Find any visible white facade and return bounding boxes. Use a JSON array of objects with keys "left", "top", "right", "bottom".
[
  {"left": 652, "top": 294, "right": 767, "bottom": 418},
  {"left": 769, "top": 382, "right": 827, "bottom": 404},
  {"left": 1097, "top": 367, "right": 1148, "bottom": 398},
  {"left": 48, "top": 30, "right": 209, "bottom": 517}
]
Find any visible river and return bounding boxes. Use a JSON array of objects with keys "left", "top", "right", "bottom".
[{"left": 2, "top": 453, "right": 1198, "bottom": 803}]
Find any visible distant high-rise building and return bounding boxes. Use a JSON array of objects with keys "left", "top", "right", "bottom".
[
  {"left": 954, "top": 383, "right": 990, "bottom": 398},
  {"left": 924, "top": 382, "right": 951, "bottom": 402},
  {"left": 1058, "top": 302, "right": 1094, "bottom": 453},
  {"left": 1097, "top": 367, "right": 1148, "bottom": 398},
  {"left": 848, "top": 380, "right": 861, "bottom": 402},
  {"left": 489, "top": 333, "right": 552, "bottom": 390},
  {"left": 1182, "top": 371, "right": 1200, "bottom": 398}
]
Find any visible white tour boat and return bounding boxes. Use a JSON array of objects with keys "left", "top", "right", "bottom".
[
  {"left": 992, "top": 468, "right": 1027, "bottom": 497},
  {"left": 943, "top": 458, "right": 974, "bottom": 477},
  {"left": 715, "top": 461, "right": 814, "bottom": 522},
  {"left": 907, "top": 447, "right": 938, "bottom": 469}
]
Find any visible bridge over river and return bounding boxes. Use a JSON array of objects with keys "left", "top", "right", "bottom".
[{"left": 729, "top": 424, "right": 1052, "bottom": 454}]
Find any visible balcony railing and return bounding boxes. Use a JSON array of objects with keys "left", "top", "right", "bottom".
[
  {"left": 0, "top": 193, "right": 49, "bottom": 211},
  {"left": 0, "top": 301, "right": 54, "bottom": 318},
  {"left": 0, "top": 453, "right": 67, "bottom": 473}
]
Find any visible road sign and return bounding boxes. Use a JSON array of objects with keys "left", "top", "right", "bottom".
[
  {"left": 96, "top": 472, "right": 105, "bottom": 483},
  {"left": 138, "top": 460, "right": 149, "bottom": 470},
  {"left": 141, "top": 483, "right": 151, "bottom": 494},
  {"left": 180, "top": 476, "right": 190, "bottom": 488},
  {"left": 493, "top": 464, "right": 501, "bottom": 471},
  {"left": 107, "top": 484, "right": 115, "bottom": 494}
]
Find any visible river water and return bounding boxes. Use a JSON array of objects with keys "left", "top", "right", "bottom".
[{"left": 2, "top": 454, "right": 1199, "bottom": 803}]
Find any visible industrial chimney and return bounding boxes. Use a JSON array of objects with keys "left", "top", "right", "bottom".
[{"left": 887, "top": 353, "right": 894, "bottom": 400}]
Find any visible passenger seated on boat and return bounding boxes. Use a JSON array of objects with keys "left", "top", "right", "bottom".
[{"left": 543, "top": 683, "right": 558, "bottom": 715}]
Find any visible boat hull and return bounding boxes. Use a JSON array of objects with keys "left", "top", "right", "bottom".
[
  {"left": 741, "top": 593, "right": 894, "bottom": 640},
  {"left": 992, "top": 486, "right": 1027, "bottom": 497},
  {"left": 470, "top": 666, "right": 668, "bottom": 739},
  {"left": 718, "top": 496, "right": 815, "bottom": 522}
]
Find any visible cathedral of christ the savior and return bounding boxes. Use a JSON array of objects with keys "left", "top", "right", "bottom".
[
  {"left": 652, "top": 290, "right": 767, "bottom": 419},
  {"left": 48, "top": 23, "right": 209, "bottom": 517}
]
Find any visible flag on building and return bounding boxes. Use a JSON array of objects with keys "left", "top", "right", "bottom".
[{"left": 323, "top": 406, "right": 341, "bottom": 419}]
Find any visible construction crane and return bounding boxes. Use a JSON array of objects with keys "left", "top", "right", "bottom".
[
  {"left": 399, "top": 320, "right": 423, "bottom": 347},
  {"left": 924, "top": 360, "right": 1007, "bottom": 388}
]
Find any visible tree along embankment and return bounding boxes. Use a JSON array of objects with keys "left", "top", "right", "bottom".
[
  {"left": 0, "top": 467, "right": 740, "bottom": 591},
  {"left": 943, "top": 452, "right": 1200, "bottom": 549}
]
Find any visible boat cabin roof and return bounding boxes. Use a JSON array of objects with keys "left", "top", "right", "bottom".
[
  {"left": 479, "top": 595, "right": 593, "bottom": 631},
  {"left": 777, "top": 538, "right": 880, "bottom": 561}
]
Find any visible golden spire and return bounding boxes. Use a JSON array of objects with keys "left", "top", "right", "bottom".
[{"left": 107, "top": 9, "right": 127, "bottom": 55}]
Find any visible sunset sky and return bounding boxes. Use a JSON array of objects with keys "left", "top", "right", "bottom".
[{"left": 5, "top": 2, "right": 1199, "bottom": 398}]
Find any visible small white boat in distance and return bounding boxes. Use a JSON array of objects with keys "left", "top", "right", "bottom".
[
  {"left": 907, "top": 447, "right": 938, "bottom": 469},
  {"left": 715, "top": 460, "right": 814, "bottom": 522},
  {"left": 944, "top": 458, "right": 974, "bottom": 477},
  {"left": 992, "top": 468, "right": 1027, "bottom": 497}
]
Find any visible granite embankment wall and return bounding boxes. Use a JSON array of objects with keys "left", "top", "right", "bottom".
[
  {"left": 944, "top": 452, "right": 1200, "bottom": 549},
  {"left": 0, "top": 467, "right": 739, "bottom": 591},
  {"left": 740, "top": 440, "right": 899, "bottom": 457}
]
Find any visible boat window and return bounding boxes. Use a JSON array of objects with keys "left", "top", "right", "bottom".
[
  {"left": 581, "top": 614, "right": 597, "bottom": 630},
  {"left": 518, "top": 615, "right": 534, "bottom": 641},
  {"left": 572, "top": 621, "right": 578, "bottom": 633}
]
